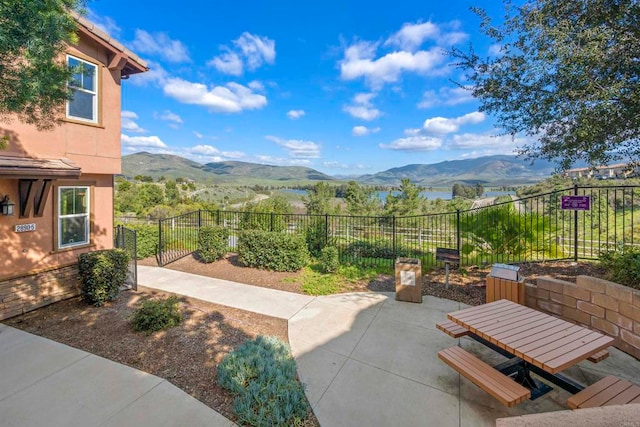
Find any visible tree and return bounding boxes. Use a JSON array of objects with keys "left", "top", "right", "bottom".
[
  {"left": 384, "top": 179, "right": 423, "bottom": 216},
  {"left": 303, "top": 182, "right": 334, "bottom": 215},
  {"left": 452, "top": 0, "right": 640, "bottom": 169},
  {"left": 0, "top": 0, "right": 84, "bottom": 130},
  {"left": 344, "top": 181, "right": 381, "bottom": 216}
]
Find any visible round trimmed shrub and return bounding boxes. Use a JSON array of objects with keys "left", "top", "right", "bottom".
[
  {"left": 78, "top": 249, "right": 129, "bottom": 306},
  {"left": 131, "top": 296, "right": 183, "bottom": 334},
  {"left": 319, "top": 246, "right": 340, "bottom": 273},
  {"left": 198, "top": 225, "right": 229, "bottom": 263}
]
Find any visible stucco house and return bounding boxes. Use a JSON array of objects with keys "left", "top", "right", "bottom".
[{"left": 0, "top": 16, "right": 147, "bottom": 320}]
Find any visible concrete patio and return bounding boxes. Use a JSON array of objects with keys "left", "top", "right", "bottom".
[{"left": 139, "top": 266, "right": 640, "bottom": 427}]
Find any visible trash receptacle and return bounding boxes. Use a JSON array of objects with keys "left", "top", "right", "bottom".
[
  {"left": 395, "top": 258, "right": 422, "bottom": 303},
  {"left": 486, "top": 263, "right": 525, "bottom": 304}
]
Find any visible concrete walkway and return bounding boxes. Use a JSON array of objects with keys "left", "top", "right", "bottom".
[
  {"left": 0, "top": 323, "right": 235, "bottom": 427},
  {"left": 138, "top": 266, "right": 640, "bottom": 427}
]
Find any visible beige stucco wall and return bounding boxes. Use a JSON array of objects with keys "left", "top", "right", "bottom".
[
  {"left": 0, "top": 36, "right": 123, "bottom": 174},
  {"left": 0, "top": 174, "right": 114, "bottom": 280}
]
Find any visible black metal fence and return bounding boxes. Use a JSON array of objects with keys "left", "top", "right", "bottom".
[
  {"left": 157, "top": 184, "right": 640, "bottom": 268},
  {"left": 114, "top": 225, "right": 137, "bottom": 290}
]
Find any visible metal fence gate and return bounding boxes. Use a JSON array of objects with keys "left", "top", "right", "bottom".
[{"left": 114, "top": 225, "right": 137, "bottom": 290}]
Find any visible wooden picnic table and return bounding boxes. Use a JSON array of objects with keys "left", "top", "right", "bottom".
[
  {"left": 448, "top": 299, "right": 614, "bottom": 374},
  {"left": 446, "top": 299, "right": 615, "bottom": 398}
]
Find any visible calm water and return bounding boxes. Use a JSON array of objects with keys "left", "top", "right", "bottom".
[{"left": 283, "top": 189, "right": 513, "bottom": 201}]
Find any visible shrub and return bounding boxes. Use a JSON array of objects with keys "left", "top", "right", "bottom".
[
  {"left": 238, "top": 230, "right": 309, "bottom": 272},
  {"left": 599, "top": 246, "right": 640, "bottom": 290},
  {"left": 114, "top": 224, "right": 158, "bottom": 259},
  {"left": 305, "top": 218, "right": 327, "bottom": 256},
  {"left": 198, "top": 226, "right": 229, "bottom": 263},
  {"left": 131, "top": 296, "right": 183, "bottom": 334},
  {"left": 319, "top": 246, "right": 340, "bottom": 273},
  {"left": 218, "top": 336, "right": 310, "bottom": 427},
  {"left": 78, "top": 249, "right": 129, "bottom": 306},
  {"left": 343, "top": 239, "right": 413, "bottom": 259}
]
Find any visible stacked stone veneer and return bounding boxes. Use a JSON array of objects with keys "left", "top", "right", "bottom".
[
  {"left": 0, "top": 264, "right": 81, "bottom": 321},
  {"left": 526, "top": 275, "right": 640, "bottom": 359}
]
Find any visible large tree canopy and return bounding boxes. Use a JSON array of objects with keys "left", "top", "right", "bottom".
[
  {"left": 0, "top": 0, "right": 83, "bottom": 130},
  {"left": 453, "top": 0, "right": 640, "bottom": 169}
]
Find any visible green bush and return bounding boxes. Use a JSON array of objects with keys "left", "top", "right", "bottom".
[
  {"left": 305, "top": 218, "right": 327, "bottom": 256},
  {"left": 238, "top": 230, "right": 309, "bottom": 272},
  {"left": 319, "top": 246, "right": 340, "bottom": 273},
  {"left": 115, "top": 224, "right": 158, "bottom": 259},
  {"left": 599, "top": 246, "right": 640, "bottom": 290},
  {"left": 131, "top": 296, "right": 183, "bottom": 334},
  {"left": 218, "top": 336, "right": 310, "bottom": 427},
  {"left": 198, "top": 226, "right": 229, "bottom": 263},
  {"left": 78, "top": 249, "right": 129, "bottom": 306}
]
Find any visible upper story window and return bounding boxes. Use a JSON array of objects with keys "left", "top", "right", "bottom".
[{"left": 67, "top": 55, "right": 98, "bottom": 123}]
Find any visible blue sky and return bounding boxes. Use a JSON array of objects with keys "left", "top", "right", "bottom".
[{"left": 88, "top": 0, "right": 528, "bottom": 175}]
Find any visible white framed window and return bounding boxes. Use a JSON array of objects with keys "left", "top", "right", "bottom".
[
  {"left": 58, "top": 186, "right": 90, "bottom": 249},
  {"left": 66, "top": 55, "right": 98, "bottom": 123}
]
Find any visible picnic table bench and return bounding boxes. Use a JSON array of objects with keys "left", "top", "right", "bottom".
[{"left": 437, "top": 299, "right": 615, "bottom": 406}]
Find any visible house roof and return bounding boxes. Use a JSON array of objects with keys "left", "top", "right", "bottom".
[
  {"left": 0, "top": 155, "right": 82, "bottom": 179},
  {"left": 74, "top": 13, "right": 148, "bottom": 77}
]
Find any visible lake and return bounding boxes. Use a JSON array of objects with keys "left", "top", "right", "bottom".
[{"left": 283, "top": 189, "right": 513, "bottom": 201}]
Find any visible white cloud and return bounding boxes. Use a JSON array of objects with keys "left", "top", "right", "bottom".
[
  {"left": 121, "top": 134, "right": 167, "bottom": 148},
  {"left": 343, "top": 92, "right": 382, "bottom": 121},
  {"left": 287, "top": 109, "right": 306, "bottom": 120},
  {"left": 265, "top": 135, "right": 320, "bottom": 158},
  {"left": 385, "top": 21, "right": 468, "bottom": 51},
  {"left": 128, "top": 60, "right": 169, "bottom": 87},
  {"left": 404, "top": 128, "right": 421, "bottom": 136},
  {"left": 380, "top": 136, "right": 442, "bottom": 151},
  {"left": 445, "top": 133, "right": 522, "bottom": 152},
  {"left": 193, "top": 131, "right": 204, "bottom": 139},
  {"left": 190, "top": 144, "right": 220, "bottom": 155},
  {"left": 423, "top": 111, "right": 485, "bottom": 135},
  {"left": 488, "top": 43, "right": 503, "bottom": 56},
  {"left": 158, "top": 110, "right": 183, "bottom": 124},
  {"left": 340, "top": 41, "right": 443, "bottom": 89},
  {"left": 209, "top": 32, "right": 275, "bottom": 75},
  {"left": 352, "top": 125, "right": 380, "bottom": 136},
  {"left": 87, "top": 10, "right": 121, "bottom": 37},
  {"left": 130, "top": 30, "right": 190, "bottom": 62},
  {"left": 121, "top": 111, "right": 145, "bottom": 133},
  {"left": 163, "top": 78, "right": 267, "bottom": 112},
  {"left": 248, "top": 80, "right": 265, "bottom": 91},
  {"left": 417, "top": 86, "right": 475, "bottom": 109},
  {"left": 208, "top": 49, "right": 243, "bottom": 76},
  {"left": 221, "top": 151, "right": 245, "bottom": 159}
]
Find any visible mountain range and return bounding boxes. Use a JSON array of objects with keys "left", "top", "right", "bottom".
[{"left": 121, "top": 152, "right": 558, "bottom": 186}]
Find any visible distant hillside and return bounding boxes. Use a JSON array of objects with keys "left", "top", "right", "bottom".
[
  {"left": 121, "top": 152, "right": 334, "bottom": 183},
  {"left": 356, "top": 155, "right": 557, "bottom": 186}
]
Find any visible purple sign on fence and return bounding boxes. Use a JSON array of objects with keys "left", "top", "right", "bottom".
[{"left": 561, "top": 195, "right": 591, "bottom": 210}]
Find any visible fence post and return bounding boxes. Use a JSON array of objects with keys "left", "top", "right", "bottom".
[
  {"left": 271, "top": 212, "right": 275, "bottom": 232},
  {"left": 456, "top": 210, "right": 461, "bottom": 260},
  {"left": 325, "top": 214, "right": 329, "bottom": 246},
  {"left": 216, "top": 209, "right": 220, "bottom": 226},
  {"left": 158, "top": 219, "right": 163, "bottom": 267},
  {"left": 574, "top": 184, "right": 579, "bottom": 262},
  {"left": 392, "top": 215, "right": 397, "bottom": 259},
  {"left": 197, "top": 209, "right": 202, "bottom": 228}
]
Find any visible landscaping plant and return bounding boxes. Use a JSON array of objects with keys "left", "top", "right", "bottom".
[
  {"left": 319, "top": 246, "right": 340, "bottom": 273},
  {"left": 198, "top": 225, "right": 229, "bottom": 263},
  {"left": 238, "top": 230, "right": 309, "bottom": 271},
  {"left": 78, "top": 249, "right": 129, "bottom": 306},
  {"left": 218, "top": 336, "right": 309, "bottom": 427},
  {"left": 131, "top": 296, "right": 183, "bottom": 334},
  {"left": 599, "top": 246, "right": 640, "bottom": 290}
]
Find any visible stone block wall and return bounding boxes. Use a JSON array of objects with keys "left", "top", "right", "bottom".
[
  {"left": 0, "top": 264, "right": 81, "bottom": 320},
  {"left": 526, "top": 275, "right": 640, "bottom": 359}
]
